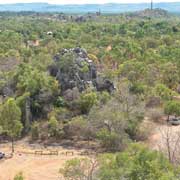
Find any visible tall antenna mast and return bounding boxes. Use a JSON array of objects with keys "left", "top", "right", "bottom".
[{"left": 151, "top": 0, "right": 153, "bottom": 10}]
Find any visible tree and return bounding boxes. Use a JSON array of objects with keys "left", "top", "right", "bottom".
[
  {"left": 98, "top": 143, "right": 177, "bottom": 180},
  {"left": 15, "top": 64, "right": 59, "bottom": 97},
  {"left": 48, "top": 116, "right": 63, "bottom": 138},
  {"left": 88, "top": 83, "right": 145, "bottom": 151},
  {"left": 60, "top": 144, "right": 177, "bottom": 180},
  {"left": 0, "top": 98, "right": 23, "bottom": 153},
  {"left": 158, "top": 126, "right": 180, "bottom": 164},
  {"left": 96, "top": 129, "right": 123, "bottom": 151},
  {"left": 164, "top": 101, "right": 180, "bottom": 119},
  {"left": 59, "top": 158, "right": 98, "bottom": 180},
  {"left": 161, "top": 62, "right": 179, "bottom": 89},
  {"left": 154, "top": 84, "right": 176, "bottom": 101},
  {"left": 79, "top": 91, "right": 98, "bottom": 114},
  {"left": 66, "top": 116, "right": 92, "bottom": 141}
]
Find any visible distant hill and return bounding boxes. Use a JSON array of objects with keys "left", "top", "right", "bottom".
[
  {"left": 0, "top": 2, "right": 179, "bottom": 13},
  {"left": 128, "top": 8, "right": 171, "bottom": 18}
]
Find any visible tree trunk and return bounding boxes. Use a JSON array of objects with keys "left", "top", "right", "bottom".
[{"left": 11, "top": 138, "right": 14, "bottom": 154}]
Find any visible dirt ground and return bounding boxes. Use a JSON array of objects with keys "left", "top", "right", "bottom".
[
  {"left": 1, "top": 121, "right": 180, "bottom": 180},
  {"left": 148, "top": 123, "right": 180, "bottom": 150},
  {"left": 0, "top": 140, "right": 89, "bottom": 180}
]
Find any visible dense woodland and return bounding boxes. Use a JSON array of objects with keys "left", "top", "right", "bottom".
[{"left": 0, "top": 9, "right": 180, "bottom": 179}]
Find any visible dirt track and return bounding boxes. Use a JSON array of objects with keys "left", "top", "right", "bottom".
[
  {"left": 148, "top": 123, "right": 180, "bottom": 150},
  {"left": 1, "top": 122, "right": 180, "bottom": 180},
  {"left": 0, "top": 141, "right": 88, "bottom": 180}
]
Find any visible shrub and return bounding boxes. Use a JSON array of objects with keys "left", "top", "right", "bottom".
[
  {"left": 98, "top": 91, "right": 111, "bottom": 104},
  {"left": 129, "top": 83, "right": 146, "bottom": 94},
  {"left": 98, "top": 143, "right": 176, "bottom": 180},
  {"left": 14, "top": 172, "right": 24, "bottom": 180},
  {"left": 31, "top": 122, "right": 39, "bottom": 141},
  {"left": 54, "top": 96, "right": 65, "bottom": 107},
  {"left": 164, "top": 101, "right": 180, "bottom": 116},
  {"left": 154, "top": 84, "right": 176, "bottom": 101},
  {"left": 147, "top": 108, "right": 164, "bottom": 123},
  {"left": 48, "top": 116, "right": 59, "bottom": 137},
  {"left": 60, "top": 158, "right": 98, "bottom": 180},
  {"left": 97, "top": 129, "right": 126, "bottom": 151},
  {"left": 66, "top": 116, "right": 93, "bottom": 140},
  {"left": 48, "top": 116, "right": 64, "bottom": 139},
  {"left": 79, "top": 91, "right": 98, "bottom": 114}
]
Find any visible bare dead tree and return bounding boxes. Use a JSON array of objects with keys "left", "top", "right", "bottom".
[
  {"left": 87, "top": 159, "right": 98, "bottom": 180},
  {"left": 60, "top": 157, "right": 98, "bottom": 180},
  {"left": 158, "top": 125, "right": 180, "bottom": 165}
]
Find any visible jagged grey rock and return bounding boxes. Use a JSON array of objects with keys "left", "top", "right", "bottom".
[{"left": 48, "top": 47, "right": 115, "bottom": 99}]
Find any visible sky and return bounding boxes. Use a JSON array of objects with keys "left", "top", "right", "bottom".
[{"left": 0, "top": 0, "right": 179, "bottom": 4}]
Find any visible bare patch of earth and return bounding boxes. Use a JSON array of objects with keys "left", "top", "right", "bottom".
[{"left": 0, "top": 139, "right": 91, "bottom": 180}]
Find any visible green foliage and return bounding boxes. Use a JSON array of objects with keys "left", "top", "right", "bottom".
[
  {"left": 60, "top": 158, "right": 85, "bottom": 179},
  {"left": 14, "top": 172, "right": 24, "bottom": 180},
  {"left": 48, "top": 116, "right": 63, "bottom": 138},
  {"left": 0, "top": 13, "right": 180, "bottom": 156},
  {"left": 164, "top": 101, "right": 180, "bottom": 116},
  {"left": 88, "top": 84, "right": 144, "bottom": 150},
  {"left": 0, "top": 98, "right": 23, "bottom": 138},
  {"left": 98, "top": 91, "right": 111, "bottom": 104},
  {"left": 61, "top": 144, "right": 177, "bottom": 180},
  {"left": 129, "top": 82, "right": 146, "bottom": 94},
  {"left": 80, "top": 61, "right": 89, "bottom": 73},
  {"left": 154, "top": 84, "right": 176, "bottom": 101},
  {"left": 60, "top": 158, "right": 97, "bottom": 180},
  {"left": 79, "top": 91, "right": 98, "bottom": 114},
  {"left": 161, "top": 62, "right": 179, "bottom": 89},
  {"left": 67, "top": 116, "right": 92, "bottom": 140},
  {"left": 48, "top": 116, "right": 58, "bottom": 135},
  {"left": 0, "top": 98, "right": 23, "bottom": 152},
  {"left": 31, "top": 122, "right": 39, "bottom": 140},
  {"left": 98, "top": 143, "right": 177, "bottom": 180},
  {"left": 54, "top": 96, "right": 65, "bottom": 107},
  {"left": 15, "top": 64, "right": 59, "bottom": 96},
  {"left": 97, "top": 129, "right": 122, "bottom": 151},
  {"left": 57, "top": 52, "right": 74, "bottom": 72}
]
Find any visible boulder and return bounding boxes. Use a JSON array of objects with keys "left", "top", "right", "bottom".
[
  {"left": 95, "top": 78, "right": 115, "bottom": 93},
  {"left": 49, "top": 47, "right": 115, "bottom": 99}
]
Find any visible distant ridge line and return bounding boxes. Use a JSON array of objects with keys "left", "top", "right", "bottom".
[{"left": 0, "top": 2, "right": 179, "bottom": 13}]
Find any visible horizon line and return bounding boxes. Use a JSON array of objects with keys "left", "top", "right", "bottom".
[{"left": 0, "top": 1, "right": 180, "bottom": 5}]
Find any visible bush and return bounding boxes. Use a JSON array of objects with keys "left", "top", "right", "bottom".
[
  {"left": 48, "top": 116, "right": 59, "bottom": 137},
  {"left": 31, "top": 122, "right": 39, "bottom": 141},
  {"left": 97, "top": 129, "right": 126, "bottom": 151},
  {"left": 147, "top": 108, "right": 164, "bottom": 123},
  {"left": 65, "top": 116, "right": 94, "bottom": 141},
  {"left": 98, "top": 143, "right": 177, "bottom": 180},
  {"left": 54, "top": 96, "right": 65, "bottom": 107},
  {"left": 60, "top": 158, "right": 98, "bottom": 180},
  {"left": 164, "top": 101, "right": 180, "bottom": 116},
  {"left": 48, "top": 116, "right": 64, "bottom": 139},
  {"left": 129, "top": 83, "right": 146, "bottom": 94},
  {"left": 154, "top": 84, "right": 176, "bottom": 101},
  {"left": 79, "top": 91, "right": 98, "bottom": 114},
  {"left": 14, "top": 172, "right": 24, "bottom": 180},
  {"left": 98, "top": 91, "right": 111, "bottom": 104}
]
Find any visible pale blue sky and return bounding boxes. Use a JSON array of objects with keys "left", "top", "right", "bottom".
[{"left": 0, "top": 0, "right": 179, "bottom": 4}]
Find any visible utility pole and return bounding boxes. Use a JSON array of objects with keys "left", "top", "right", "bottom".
[{"left": 151, "top": 0, "right": 153, "bottom": 10}]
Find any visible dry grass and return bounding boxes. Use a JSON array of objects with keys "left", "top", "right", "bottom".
[{"left": 0, "top": 140, "right": 88, "bottom": 180}]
